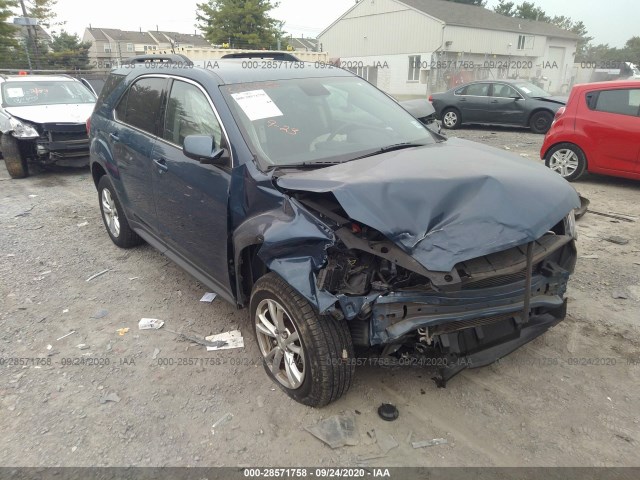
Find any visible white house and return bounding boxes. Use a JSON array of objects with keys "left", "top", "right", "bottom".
[{"left": 318, "top": 0, "right": 579, "bottom": 97}]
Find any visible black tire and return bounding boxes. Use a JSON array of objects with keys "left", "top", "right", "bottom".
[
  {"left": 251, "top": 272, "right": 355, "bottom": 407},
  {"left": 97, "top": 175, "right": 143, "bottom": 248},
  {"left": 441, "top": 108, "right": 461, "bottom": 129},
  {"left": 529, "top": 110, "right": 554, "bottom": 134},
  {"left": 544, "top": 143, "right": 587, "bottom": 182},
  {"left": 1, "top": 134, "right": 29, "bottom": 179}
]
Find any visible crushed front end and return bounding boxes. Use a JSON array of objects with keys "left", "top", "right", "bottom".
[
  {"left": 30, "top": 122, "right": 90, "bottom": 166},
  {"left": 301, "top": 193, "right": 577, "bottom": 386}
]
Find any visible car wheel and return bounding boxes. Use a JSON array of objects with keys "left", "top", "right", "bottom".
[
  {"left": 529, "top": 111, "right": 553, "bottom": 134},
  {"left": 97, "top": 175, "right": 143, "bottom": 248},
  {"left": 1, "top": 134, "right": 29, "bottom": 179},
  {"left": 251, "top": 272, "right": 355, "bottom": 407},
  {"left": 441, "top": 108, "right": 461, "bottom": 129},
  {"left": 545, "top": 143, "right": 587, "bottom": 181}
]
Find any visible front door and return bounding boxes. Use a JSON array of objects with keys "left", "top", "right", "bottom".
[
  {"left": 489, "top": 83, "right": 527, "bottom": 126},
  {"left": 151, "top": 78, "right": 233, "bottom": 296}
]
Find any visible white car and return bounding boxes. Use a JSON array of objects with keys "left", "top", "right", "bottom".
[{"left": 0, "top": 74, "right": 96, "bottom": 178}]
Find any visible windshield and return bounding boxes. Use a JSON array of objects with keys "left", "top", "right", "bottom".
[
  {"left": 515, "top": 82, "right": 552, "bottom": 98},
  {"left": 1, "top": 80, "right": 96, "bottom": 107},
  {"left": 221, "top": 76, "right": 437, "bottom": 168}
]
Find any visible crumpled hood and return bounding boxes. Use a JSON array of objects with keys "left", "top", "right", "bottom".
[
  {"left": 5, "top": 104, "right": 94, "bottom": 125},
  {"left": 276, "top": 138, "right": 580, "bottom": 272},
  {"left": 538, "top": 96, "right": 567, "bottom": 104}
]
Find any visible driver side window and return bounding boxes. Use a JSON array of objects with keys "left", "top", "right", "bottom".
[{"left": 162, "top": 80, "right": 222, "bottom": 148}]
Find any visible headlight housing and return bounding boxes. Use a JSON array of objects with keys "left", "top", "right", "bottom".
[
  {"left": 9, "top": 117, "right": 39, "bottom": 139},
  {"left": 564, "top": 210, "right": 577, "bottom": 240}
]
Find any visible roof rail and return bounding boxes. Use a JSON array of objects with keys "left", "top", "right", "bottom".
[
  {"left": 121, "top": 54, "right": 193, "bottom": 66},
  {"left": 221, "top": 52, "right": 300, "bottom": 62}
]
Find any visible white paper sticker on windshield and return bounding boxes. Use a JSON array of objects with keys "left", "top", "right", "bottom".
[
  {"left": 6, "top": 88, "right": 24, "bottom": 98},
  {"left": 520, "top": 87, "right": 532, "bottom": 94},
  {"left": 231, "top": 89, "right": 283, "bottom": 121}
]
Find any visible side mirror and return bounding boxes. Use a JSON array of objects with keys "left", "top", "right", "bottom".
[{"left": 183, "top": 135, "right": 225, "bottom": 165}]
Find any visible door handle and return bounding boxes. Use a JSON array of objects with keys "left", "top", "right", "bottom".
[
  {"left": 153, "top": 158, "right": 168, "bottom": 173},
  {"left": 459, "top": 98, "right": 467, "bottom": 102},
  {"left": 109, "top": 132, "right": 120, "bottom": 142},
  {"left": 490, "top": 100, "right": 499, "bottom": 103}
]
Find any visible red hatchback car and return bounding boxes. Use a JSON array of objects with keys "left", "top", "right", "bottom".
[{"left": 541, "top": 81, "right": 640, "bottom": 181}]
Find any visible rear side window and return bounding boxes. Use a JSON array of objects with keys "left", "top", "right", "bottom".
[
  {"left": 587, "top": 88, "right": 640, "bottom": 117},
  {"left": 115, "top": 77, "right": 166, "bottom": 135}
]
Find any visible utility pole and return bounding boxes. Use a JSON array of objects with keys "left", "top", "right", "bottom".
[{"left": 18, "top": 0, "right": 40, "bottom": 70}]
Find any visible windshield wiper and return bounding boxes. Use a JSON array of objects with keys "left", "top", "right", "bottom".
[
  {"left": 269, "top": 161, "right": 341, "bottom": 170},
  {"left": 350, "top": 142, "right": 427, "bottom": 161}
]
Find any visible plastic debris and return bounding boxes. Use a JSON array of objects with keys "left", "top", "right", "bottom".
[
  {"left": 205, "top": 330, "right": 244, "bottom": 351},
  {"left": 378, "top": 403, "right": 399, "bottom": 421},
  {"left": 56, "top": 331, "right": 76, "bottom": 341},
  {"left": 152, "top": 348, "right": 160, "bottom": 360},
  {"left": 211, "top": 413, "right": 233, "bottom": 435},
  {"left": 62, "top": 309, "right": 69, "bottom": 313},
  {"left": 200, "top": 292, "right": 217, "bottom": 303},
  {"left": 138, "top": 318, "right": 164, "bottom": 330},
  {"left": 412, "top": 438, "right": 448, "bottom": 449},
  {"left": 99, "top": 392, "right": 121, "bottom": 404},
  {"left": 375, "top": 430, "right": 399, "bottom": 455},
  {"left": 86, "top": 269, "right": 110, "bottom": 282},
  {"left": 612, "top": 291, "right": 628, "bottom": 300},
  {"left": 77, "top": 344, "right": 90, "bottom": 350},
  {"left": 116, "top": 328, "right": 129, "bottom": 336},
  {"left": 77, "top": 222, "right": 89, "bottom": 227},
  {"left": 305, "top": 412, "right": 359, "bottom": 449}
]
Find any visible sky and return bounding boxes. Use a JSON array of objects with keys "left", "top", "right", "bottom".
[{"left": 45, "top": 0, "right": 637, "bottom": 48}]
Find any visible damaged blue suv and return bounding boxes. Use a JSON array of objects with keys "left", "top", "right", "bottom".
[{"left": 89, "top": 55, "right": 579, "bottom": 406}]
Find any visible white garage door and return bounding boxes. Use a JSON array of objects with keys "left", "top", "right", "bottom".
[{"left": 547, "top": 47, "right": 566, "bottom": 94}]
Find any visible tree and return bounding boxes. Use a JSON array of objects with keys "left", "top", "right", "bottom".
[
  {"left": 444, "top": 0, "right": 486, "bottom": 5},
  {"left": 0, "top": 0, "right": 19, "bottom": 64},
  {"left": 45, "top": 30, "right": 92, "bottom": 69},
  {"left": 26, "top": 0, "right": 59, "bottom": 28},
  {"left": 623, "top": 36, "right": 640, "bottom": 65},
  {"left": 196, "top": 0, "right": 287, "bottom": 50}
]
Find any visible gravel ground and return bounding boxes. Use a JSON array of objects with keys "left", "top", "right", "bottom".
[{"left": 1, "top": 126, "right": 639, "bottom": 467}]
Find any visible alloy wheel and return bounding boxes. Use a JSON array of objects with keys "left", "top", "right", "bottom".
[
  {"left": 443, "top": 111, "right": 458, "bottom": 128},
  {"left": 549, "top": 149, "right": 579, "bottom": 178},
  {"left": 101, "top": 188, "right": 121, "bottom": 237}
]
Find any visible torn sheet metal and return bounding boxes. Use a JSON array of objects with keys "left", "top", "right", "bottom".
[{"left": 277, "top": 138, "right": 580, "bottom": 272}]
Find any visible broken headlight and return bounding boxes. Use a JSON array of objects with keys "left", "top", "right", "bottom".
[
  {"left": 564, "top": 210, "right": 577, "bottom": 239},
  {"left": 9, "top": 117, "right": 39, "bottom": 139}
]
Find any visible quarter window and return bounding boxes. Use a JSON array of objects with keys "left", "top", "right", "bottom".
[
  {"left": 589, "top": 89, "right": 640, "bottom": 117},
  {"left": 115, "top": 77, "right": 166, "bottom": 135},
  {"left": 463, "top": 83, "right": 489, "bottom": 96},
  {"left": 162, "top": 80, "right": 222, "bottom": 148},
  {"left": 491, "top": 84, "right": 519, "bottom": 98}
]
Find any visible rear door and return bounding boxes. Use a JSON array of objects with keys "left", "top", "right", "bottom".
[
  {"left": 151, "top": 78, "right": 234, "bottom": 297},
  {"left": 456, "top": 83, "right": 490, "bottom": 122},
  {"left": 111, "top": 76, "right": 168, "bottom": 232},
  {"left": 582, "top": 87, "right": 640, "bottom": 173},
  {"left": 488, "top": 83, "right": 526, "bottom": 125}
]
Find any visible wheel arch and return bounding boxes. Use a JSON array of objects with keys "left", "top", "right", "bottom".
[
  {"left": 527, "top": 107, "right": 554, "bottom": 125},
  {"left": 91, "top": 161, "right": 107, "bottom": 188},
  {"left": 542, "top": 140, "right": 588, "bottom": 169}
]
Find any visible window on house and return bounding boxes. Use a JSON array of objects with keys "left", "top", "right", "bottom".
[
  {"left": 408, "top": 55, "right": 421, "bottom": 82},
  {"left": 127, "top": 43, "right": 133, "bottom": 52},
  {"left": 517, "top": 35, "right": 534, "bottom": 50},
  {"left": 103, "top": 44, "right": 111, "bottom": 52}
]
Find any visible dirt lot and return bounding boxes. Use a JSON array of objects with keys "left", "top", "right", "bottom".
[{"left": 1, "top": 126, "right": 639, "bottom": 468}]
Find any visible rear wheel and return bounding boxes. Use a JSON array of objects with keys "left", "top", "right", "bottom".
[
  {"left": 529, "top": 111, "right": 553, "bottom": 134},
  {"left": 441, "top": 108, "right": 461, "bottom": 129},
  {"left": 1, "top": 134, "right": 29, "bottom": 179},
  {"left": 251, "top": 273, "right": 355, "bottom": 407},
  {"left": 97, "top": 175, "right": 143, "bottom": 248},
  {"left": 545, "top": 143, "right": 587, "bottom": 181}
]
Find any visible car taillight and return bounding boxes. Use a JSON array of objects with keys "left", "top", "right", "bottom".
[
  {"left": 86, "top": 117, "right": 91, "bottom": 135},
  {"left": 428, "top": 95, "right": 433, "bottom": 102}
]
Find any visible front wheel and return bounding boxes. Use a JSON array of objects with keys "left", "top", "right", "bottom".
[
  {"left": 545, "top": 143, "right": 587, "bottom": 181},
  {"left": 251, "top": 273, "right": 355, "bottom": 407},
  {"left": 529, "top": 111, "right": 553, "bottom": 134},
  {"left": 1, "top": 134, "right": 29, "bottom": 179},
  {"left": 441, "top": 108, "right": 461, "bottom": 129}
]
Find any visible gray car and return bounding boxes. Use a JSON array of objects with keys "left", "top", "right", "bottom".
[{"left": 430, "top": 80, "right": 567, "bottom": 134}]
